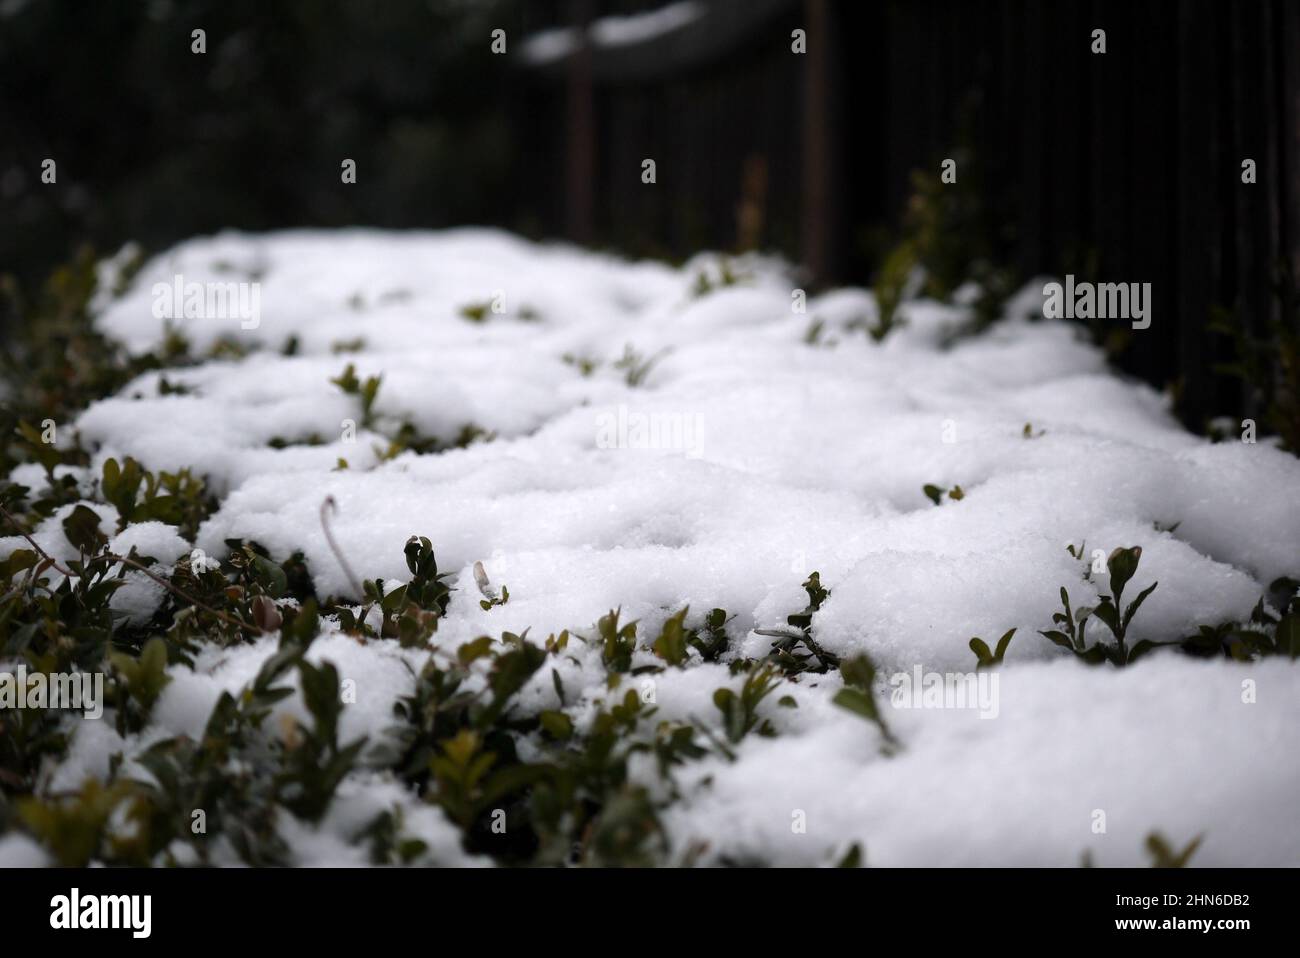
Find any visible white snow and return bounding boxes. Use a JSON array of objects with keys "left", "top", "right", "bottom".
[
  {"left": 521, "top": 1, "right": 704, "bottom": 64},
  {"left": 5, "top": 228, "right": 1298, "bottom": 866},
  {"left": 661, "top": 657, "right": 1300, "bottom": 866},
  {"left": 589, "top": 1, "right": 704, "bottom": 47},
  {"left": 519, "top": 27, "right": 581, "bottom": 65}
]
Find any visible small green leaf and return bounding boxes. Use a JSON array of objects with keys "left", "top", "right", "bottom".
[
  {"left": 833, "top": 688, "right": 880, "bottom": 721},
  {"left": 652, "top": 607, "right": 690, "bottom": 666},
  {"left": 1127, "top": 639, "right": 1163, "bottom": 664},
  {"left": 1276, "top": 613, "right": 1300, "bottom": 658},
  {"left": 1091, "top": 598, "right": 1120, "bottom": 637},
  {"left": 538, "top": 710, "right": 573, "bottom": 740},
  {"left": 1121, "top": 581, "right": 1158, "bottom": 632},
  {"left": 1106, "top": 546, "right": 1142, "bottom": 604},
  {"left": 62, "top": 504, "right": 106, "bottom": 554},
  {"left": 251, "top": 553, "right": 288, "bottom": 598},
  {"left": 1039, "top": 629, "right": 1073, "bottom": 650},
  {"left": 836, "top": 842, "right": 864, "bottom": 868},
  {"left": 457, "top": 635, "right": 494, "bottom": 665}
]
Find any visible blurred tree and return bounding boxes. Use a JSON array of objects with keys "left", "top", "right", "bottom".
[{"left": 0, "top": 0, "right": 528, "bottom": 311}]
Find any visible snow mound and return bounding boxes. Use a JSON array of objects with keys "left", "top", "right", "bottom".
[{"left": 14, "top": 228, "right": 1297, "bottom": 865}]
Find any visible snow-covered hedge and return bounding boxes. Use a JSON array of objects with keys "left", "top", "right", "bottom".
[{"left": 1, "top": 231, "right": 1297, "bottom": 867}]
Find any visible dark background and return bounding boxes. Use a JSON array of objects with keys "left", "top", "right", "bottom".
[{"left": 2, "top": 0, "right": 1297, "bottom": 430}]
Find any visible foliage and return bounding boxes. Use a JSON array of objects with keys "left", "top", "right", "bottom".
[
  {"left": 922, "top": 483, "right": 964, "bottom": 505},
  {"left": 1039, "top": 547, "right": 1160, "bottom": 666},
  {"left": 0, "top": 248, "right": 181, "bottom": 479},
  {"left": 612, "top": 344, "right": 668, "bottom": 388},
  {"left": 1209, "top": 261, "right": 1300, "bottom": 454},
  {"left": 832, "top": 652, "right": 896, "bottom": 750},
  {"left": 331, "top": 363, "right": 383, "bottom": 429},
  {"left": 969, "top": 628, "right": 1015, "bottom": 670},
  {"left": 1145, "top": 831, "right": 1203, "bottom": 868},
  {"left": 754, "top": 571, "right": 840, "bottom": 674},
  {"left": 691, "top": 257, "right": 751, "bottom": 298},
  {"left": 870, "top": 149, "right": 1016, "bottom": 341}
]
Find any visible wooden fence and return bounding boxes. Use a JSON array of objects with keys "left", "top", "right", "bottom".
[{"left": 513, "top": 0, "right": 1300, "bottom": 427}]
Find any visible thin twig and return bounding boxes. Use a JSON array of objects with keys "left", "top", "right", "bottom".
[
  {"left": 320, "top": 495, "right": 363, "bottom": 598},
  {"left": 1, "top": 501, "right": 255, "bottom": 632},
  {"left": 86, "top": 552, "right": 254, "bottom": 633},
  {"left": 0, "top": 502, "right": 75, "bottom": 577}
]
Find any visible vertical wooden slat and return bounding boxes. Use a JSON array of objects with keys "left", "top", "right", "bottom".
[
  {"left": 1173, "top": 0, "right": 1215, "bottom": 423},
  {"left": 1280, "top": 0, "right": 1300, "bottom": 281},
  {"left": 800, "top": 0, "right": 831, "bottom": 281},
  {"left": 540, "top": 0, "right": 1288, "bottom": 431},
  {"left": 1090, "top": 0, "right": 1130, "bottom": 285},
  {"left": 1018, "top": 0, "right": 1046, "bottom": 272},
  {"left": 564, "top": 0, "right": 595, "bottom": 244}
]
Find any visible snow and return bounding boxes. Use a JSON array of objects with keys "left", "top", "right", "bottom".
[
  {"left": 661, "top": 657, "right": 1300, "bottom": 866},
  {"left": 0, "top": 500, "right": 120, "bottom": 570},
  {"left": 0, "top": 833, "right": 49, "bottom": 868},
  {"left": 519, "top": 27, "right": 581, "bottom": 65},
  {"left": 105, "top": 522, "right": 191, "bottom": 626},
  {"left": 521, "top": 1, "right": 704, "bottom": 65},
  {"left": 4, "top": 227, "right": 1299, "bottom": 866},
  {"left": 589, "top": 1, "right": 704, "bottom": 47}
]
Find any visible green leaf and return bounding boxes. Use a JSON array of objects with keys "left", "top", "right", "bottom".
[
  {"left": 1146, "top": 831, "right": 1203, "bottom": 868},
  {"left": 1276, "top": 613, "right": 1300, "bottom": 659},
  {"left": 839, "top": 653, "right": 877, "bottom": 692},
  {"left": 993, "top": 628, "right": 1016, "bottom": 660},
  {"left": 652, "top": 606, "right": 690, "bottom": 666},
  {"left": 100, "top": 457, "right": 148, "bottom": 526},
  {"left": 598, "top": 608, "right": 638, "bottom": 673},
  {"left": 1121, "top": 581, "right": 1158, "bottom": 632},
  {"left": 477, "top": 639, "right": 546, "bottom": 727},
  {"left": 1039, "top": 629, "right": 1073, "bottom": 650},
  {"left": 380, "top": 583, "right": 409, "bottom": 613},
  {"left": 1126, "top": 639, "right": 1164, "bottom": 664},
  {"left": 280, "top": 600, "right": 320, "bottom": 646},
  {"left": 1077, "top": 643, "right": 1109, "bottom": 665},
  {"left": 108, "top": 637, "right": 172, "bottom": 715},
  {"left": 1091, "top": 598, "right": 1121, "bottom": 638},
  {"left": 833, "top": 688, "right": 880, "bottom": 721},
  {"left": 62, "top": 504, "right": 106, "bottom": 554},
  {"left": 1106, "top": 546, "right": 1142, "bottom": 604},
  {"left": 836, "top": 842, "right": 864, "bottom": 868},
  {"left": 251, "top": 553, "right": 288, "bottom": 598},
  {"left": 458, "top": 636, "right": 494, "bottom": 665},
  {"left": 360, "top": 375, "right": 382, "bottom": 418},
  {"left": 330, "top": 363, "right": 360, "bottom": 394},
  {"left": 0, "top": 548, "right": 38, "bottom": 581},
  {"left": 538, "top": 710, "right": 573, "bottom": 740}
]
